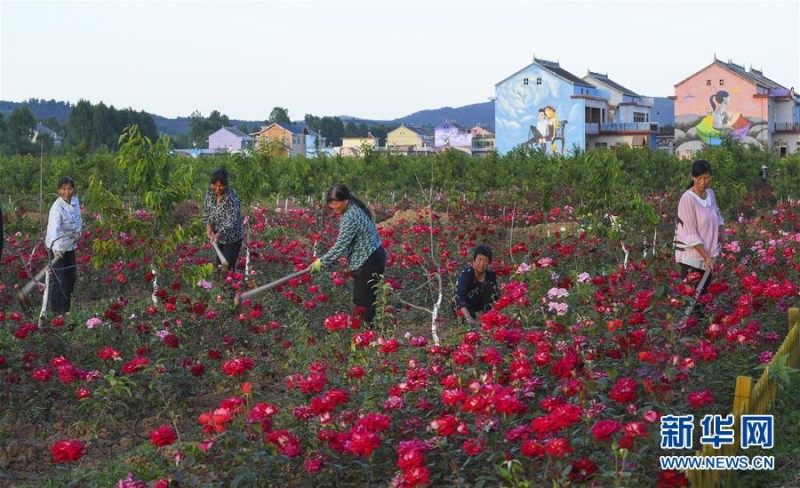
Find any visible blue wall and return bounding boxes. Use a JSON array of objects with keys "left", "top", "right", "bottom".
[{"left": 649, "top": 97, "right": 675, "bottom": 127}]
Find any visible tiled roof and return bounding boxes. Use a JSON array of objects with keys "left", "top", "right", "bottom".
[
  {"left": 675, "top": 58, "right": 787, "bottom": 90},
  {"left": 717, "top": 59, "right": 785, "bottom": 89},
  {"left": 222, "top": 127, "right": 252, "bottom": 139},
  {"left": 536, "top": 57, "right": 595, "bottom": 88},
  {"left": 436, "top": 121, "right": 468, "bottom": 130},
  {"left": 586, "top": 71, "right": 639, "bottom": 97},
  {"left": 405, "top": 126, "right": 434, "bottom": 137}
]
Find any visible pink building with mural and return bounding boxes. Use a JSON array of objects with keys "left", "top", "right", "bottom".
[{"left": 674, "top": 57, "right": 800, "bottom": 157}]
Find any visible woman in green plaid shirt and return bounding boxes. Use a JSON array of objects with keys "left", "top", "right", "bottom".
[{"left": 310, "top": 184, "right": 386, "bottom": 325}]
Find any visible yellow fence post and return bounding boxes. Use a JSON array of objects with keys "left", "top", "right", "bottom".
[
  {"left": 684, "top": 309, "right": 800, "bottom": 486},
  {"left": 787, "top": 308, "right": 800, "bottom": 368}
]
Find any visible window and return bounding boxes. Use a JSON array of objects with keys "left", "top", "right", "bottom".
[
  {"left": 536, "top": 78, "right": 542, "bottom": 85},
  {"left": 634, "top": 112, "right": 647, "bottom": 123},
  {"left": 720, "top": 79, "right": 725, "bottom": 86},
  {"left": 706, "top": 80, "right": 712, "bottom": 86},
  {"left": 523, "top": 78, "right": 529, "bottom": 85}
]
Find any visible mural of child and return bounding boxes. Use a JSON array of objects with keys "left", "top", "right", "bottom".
[{"left": 531, "top": 109, "right": 549, "bottom": 151}]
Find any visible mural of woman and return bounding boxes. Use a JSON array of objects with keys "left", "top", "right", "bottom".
[
  {"left": 694, "top": 90, "right": 751, "bottom": 145},
  {"left": 544, "top": 106, "right": 559, "bottom": 142},
  {"left": 544, "top": 105, "right": 566, "bottom": 154},
  {"left": 711, "top": 91, "right": 733, "bottom": 129}
]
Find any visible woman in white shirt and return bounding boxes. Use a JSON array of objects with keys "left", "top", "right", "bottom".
[
  {"left": 674, "top": 160, "right": 725, "bottom": 318},
  {"left": 45, "top": 176, "right": 82, "bottom": 314}
]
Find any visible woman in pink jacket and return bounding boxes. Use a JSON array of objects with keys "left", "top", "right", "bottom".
[{"left": 674, "top": 159, "right": 725, "bottom": 318}]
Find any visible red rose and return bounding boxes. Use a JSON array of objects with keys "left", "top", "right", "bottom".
[
  {"left": 122, "top": 356, "right": 149, "bottom": 374},
  {"left": 162, "top": 333, "right": 180, "bottom": 349},
  {"left": 98, "top": 346, "right": 120, "bottom": 360},
  {"left": 32, "top": 367, "right": 53, "bottom": 382},
  {"left": 686, "top": 390, "right": 714, "bottom": 409},
  {"left": 190, "top": 362, "right": 206, "bottom": 377},
  {"left": 609, "top": 377, "right": 639, "bottom": 403},
  {"left": 568, "top": 457, "right": 598, "bottom": 483},
  {"left": 544, "top": 437, "right": 572, "bottom": 458},
  {"left": 430, "top": 414, "right": 458, "bottom": 436},
  {"left": 51, "top": 439, "right": 86, "bottom": 463},
  {"left": 221, "top": 357, "right": 254, "bottom": 377},
  {"left": 149, "top": 425, "right": 177, "bottom": 447},
  {"left": 520, "top": 440, "right": 545, "bottom": 457},
  {"left": 402, "top": 466, "right": 430, "bottom": 486},
  {"left": 462, "top": 438, "right": 485, "bottom": 455},
  {"left": 590, "top": 419, "right": 621, "bottom": 441},
  {"left": 657, "top": 469, "right": 689, "bottom": 487}
]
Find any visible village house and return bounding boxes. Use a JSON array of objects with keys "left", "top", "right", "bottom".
[
  {"left": 208, "top": 127, "right": 253, "bottom": 153},
  {"left": 674, "top": 56, "right": 800, "bottom": 157},
  {"left": 434, "top": 122, "right": 472, "bottom": 154},
  {"left": 494, "top": 56, "right": 669, "bottom": 155},
  {"left": 386, "top": 124, "right": 434, "bottom": 155},
  {"left": 339, "top": 132, "right": 378, "bottom": 157},
  {"left": 251, "top": 123, "right": 307, "bottom": 157}
]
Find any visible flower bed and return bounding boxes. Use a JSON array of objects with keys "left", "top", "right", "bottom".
[{"left": 0, "top": 193, "right": 798, "bottom": 486}]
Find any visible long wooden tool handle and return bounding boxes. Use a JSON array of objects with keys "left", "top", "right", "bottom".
[
  {"left": 682, "top": 267, "right": 712, "bottom": 317},
  {"left": 21, "top": 255, "right": 62, "bottom": 295},
  {"left": 237, "top": 268, "right": 311, "bottom": 301},
  {"left": 212, "top": 242, "right": 228, "bottom": 266}
]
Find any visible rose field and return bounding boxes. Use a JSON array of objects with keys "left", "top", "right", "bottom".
[{"left": 2, "top": 141, "right": 800, "bottom": 487}]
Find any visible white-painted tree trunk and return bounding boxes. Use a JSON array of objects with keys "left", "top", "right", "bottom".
[
  {"left": 151, "top": 266, "right": 159, "bottom": 304},
  {"left": 621, "top": 241, "right": 629, "bottom": 268},
  {"left": 39, "top": 268, "right": 50, "bottom": 325}
]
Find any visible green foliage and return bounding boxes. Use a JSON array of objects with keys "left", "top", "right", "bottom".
[
  {"left": 771, "top": 151, "right": 800, "bottom": 201},
  {"left": 0, "top": 144, "right": 794, "bottom": 228},
  {"left": 65, "top": 99, "right": 157, "bottom": 153},
  {"left": 304, "top": 114, "right": 345, "bottom": 146},
  {"left": 189, "top": 109, "right": 230, "bottom": 148},
  {"left": 268, "top": 107, "right": 291, "bottom": 125},
  {"left": 183, "top": 263, "right": 216, "bottom": 289},
  {"left": 117, "top": 125, "right": 193, "bottom": 228},
  {"left": 0, "top": 104, "right": 37, "bottom": 155}
]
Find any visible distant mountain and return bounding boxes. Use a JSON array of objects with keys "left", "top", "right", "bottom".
[
  {"left": 0, "top": 99, "right": 73, "bottom": 121},
  {"left": 352, "top": 101, "right": 495, "bottom": 129},
  {"left": 1, "top": 99, "right": 495, "bottom": 136},
  {"left": 150, "top": 114, "right": 192, "bottom": 136}
]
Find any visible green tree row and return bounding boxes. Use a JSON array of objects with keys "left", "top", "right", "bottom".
[
  {"left": 2, "top": 137, "right": 796, "bottom": 220},
  {"left": 0, "top": 101, "right": 158, "bottom": 156}
]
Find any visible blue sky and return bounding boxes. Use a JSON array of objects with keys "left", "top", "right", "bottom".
[{"left": 1, "top": 0, "right": 798, "bottom": 121}]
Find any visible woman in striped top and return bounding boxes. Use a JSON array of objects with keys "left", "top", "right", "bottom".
[{"left": 310, "top": 184, "right": 386, "bottom": 326}]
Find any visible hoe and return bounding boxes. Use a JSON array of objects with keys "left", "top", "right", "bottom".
[{"left": 233, "top": 267, "right": 312, "bottom": 313}]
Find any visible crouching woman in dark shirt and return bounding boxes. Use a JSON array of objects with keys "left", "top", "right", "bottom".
[{"left": 454, "top": 245, "right": 499, "bottom": 324}]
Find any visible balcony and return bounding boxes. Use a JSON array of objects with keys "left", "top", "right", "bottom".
[
  {"left": 774, "top": 122, "right": 800, "bottom": 132},
  {"left": 600, "top": 123, "right": 658, "bottom": 133},
  {"left": 585, "top": 123, "right": 599, "bottom": 135}
]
